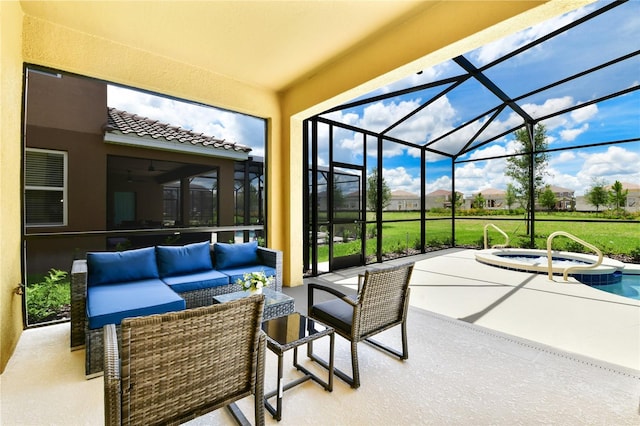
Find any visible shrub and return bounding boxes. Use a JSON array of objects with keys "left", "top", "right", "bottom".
[
  {"left": 26, "top": 269, "right": 70, "bottom": 324},
  {"left": 564, "top": 240, "right": 585, "bottom": 253},
  {"left": 630, "top": 246, "right": 640, "bottom": 263}
]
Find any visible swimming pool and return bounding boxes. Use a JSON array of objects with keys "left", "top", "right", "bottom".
[{"left": 592, "top": 271, "right": 640, "bottom": 300}]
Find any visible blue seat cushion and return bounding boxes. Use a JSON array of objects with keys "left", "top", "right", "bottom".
[
  {"left": 309, "top": 296, "right": 357, "bottom": 335},
  {"left": 217, "top": 265, "right": 276, "bottom": 287},
  {"left": 214, "top": 241, "right": 259, "bottom": 269},
  {"left": 161, "top": 269, "right": 230, "bottom": 293},
  {"left": 156, "top": 241, "right": 213, "bottom": 277},
  {"left": 87, "top": 247, "right": 159, "bottom": 286},
  {"left": 86, "top": 278, "right": 185, "bottom": 329}
]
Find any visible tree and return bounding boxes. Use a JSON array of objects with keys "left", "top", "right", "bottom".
[
  {"left": 585, "top": 178, "right": 608, "bottom": 212},
  {"left": 539, "top": 186, "right": 557, "bottom": 212},
  {"left": 447, "top": 191, "right": 464, "bottom": 210},
  {"left": 609, "top": 180, "right": 628, "bottom": 211},
  {"left": 472, "top": 192, "right": 485, "bottom": 209},
  {"left": 505, "top": 123, "right": 549, "bottom": 233},
  {"left": 505, "top": 183, "right": 517, "bottom": 211},
  {"left": 366, "top": 168, "right": 391, "bottom": 213}
]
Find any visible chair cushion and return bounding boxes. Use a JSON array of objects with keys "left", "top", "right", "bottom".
[
  {"left": 86, "top": 278, "right": 185, "bottom": 329},
  {"left": 216, "top": 265, "right": 276, "bottom": 286},
  {"left": 156, "top": 241, "right": 213, "bottom": 277},
  {"left": 87, "top": 247, "right": 158, "bottom": 286},
  {"left": 309, "top": 296, "right": 356, "bottom": 335},
  {"left": 161, "top": 269, "right": 230, "bottom": 293},
  {"left": 214, "top": 241, "right": 259, "bottom": 269}
]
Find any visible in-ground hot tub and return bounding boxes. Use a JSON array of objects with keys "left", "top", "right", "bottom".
[{"left": 475, "top": 248, "right": 625, "bottom": 284}]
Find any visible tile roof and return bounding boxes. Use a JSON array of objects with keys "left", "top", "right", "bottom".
[
  {"left": 475, "top": 188, "right": 505, "bottom": 195},
  {"left": 391, "top": 190, "right": 419, "bottom": 198},
  {"left": 105, "top": 107, "right": 252, "bottom": 153}
]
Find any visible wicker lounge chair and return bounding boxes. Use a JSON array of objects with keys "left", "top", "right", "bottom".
[
  {"left": 103, "top": 295, "right": 266, "bottom": 426},
  {"left": 307, "top": 263, "right": 414, "bottom": 388}
]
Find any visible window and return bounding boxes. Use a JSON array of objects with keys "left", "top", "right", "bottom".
[
  {"left": 163, "top": 183, "right": 180, "bottom": 226},
  {"left": 189, "top": 173, "right": 218, "bottom": 226},
  {"left": 25, "top": 148, "right": 67, "bottom": 227}
]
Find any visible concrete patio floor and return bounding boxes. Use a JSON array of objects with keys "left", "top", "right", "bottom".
[
  {"left": 307, "top": 248, "right": 640, "bottom": 371},
  {"left": 1, "top": 248, "right": 638, "bottom": 425}
]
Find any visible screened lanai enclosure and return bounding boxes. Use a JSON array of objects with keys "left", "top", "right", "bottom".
[{"left": 304, "top": 0, "right": 640, "bottom": 275}]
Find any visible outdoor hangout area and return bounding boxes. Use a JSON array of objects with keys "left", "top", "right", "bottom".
[
  {"left": 2, "top": 1, "right": 640, "bottom": 425},
  {"left": 2, "top": 249, "right": 639, "bottom": 424}
]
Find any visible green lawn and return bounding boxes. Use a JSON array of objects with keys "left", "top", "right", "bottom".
[{"left": 317, "top": 211, "right": 639, "bottom": 262}]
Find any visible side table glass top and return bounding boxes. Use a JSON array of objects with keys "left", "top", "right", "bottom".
[
  {"left": 214, "top": 287, "right": 292, "bottom": 308},
  {"left": 261, "top": 312, "right": 332, "bottom": 349}
]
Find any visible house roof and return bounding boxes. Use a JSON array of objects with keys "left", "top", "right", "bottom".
[
  {"left": 547, "top": 185, "right": 574, "bottom": 193},
  {"left": 605, "top": 182, "right": 640, "bottom": 191},
  {"left": 391, "top": 190, "right": 419, "bottom": 198},
  {"left": 105, "top": 108, "right": 252, "bottom": 154},
  {"left": 475, "top": 188, "right": 505, "bottom": 196},
  {"left": 427, "top": 189, "right": 460, "bottom": 197}
]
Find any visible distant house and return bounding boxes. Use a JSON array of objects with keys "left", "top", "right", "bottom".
[
  {"left": 470, "top": 188, "right": 506, "bottom": 209},
  {"left": 575, "top": 182, "right": 639, "bottom": 213},
  {"left": 426, "top": 189, "right": 464, "bottom": 210},
  {"left": 387, "top": 190, "right": 420, "bottom": 211},
  {"left": 536, "top": 185, "right": 575, "bottom": 211}
]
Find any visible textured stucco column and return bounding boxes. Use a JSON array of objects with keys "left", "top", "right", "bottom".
[{"left": 0, "top": 0, "right": 25, "bottom": 373}]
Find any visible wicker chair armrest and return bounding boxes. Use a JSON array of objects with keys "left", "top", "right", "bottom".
[
  {"left": 307, "top": 282, "right": 357, "bottom": 313},
  {"left": 257, "top": 246, "right": 283, "bottom": 292},
  {"left": 103, "top": 324, "right": 121, "bottom": 426},
  {"left": 70, "top": 259, "right": 88, "bottom": 349}
]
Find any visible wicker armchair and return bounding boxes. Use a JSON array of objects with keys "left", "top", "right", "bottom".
[
  {"left": 103, "top": 295, "right": 266, "bottom": 426},
  {"left": 307, "top": 263, "right": 414, "bottom": 388}
]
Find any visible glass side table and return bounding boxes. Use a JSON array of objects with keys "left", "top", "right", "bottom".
[
  {"left": 261, "top": 312, "right": 334, "bottom": 421},
  {"left": 213, "top": 288, "right": 294, "bottom": 320}
]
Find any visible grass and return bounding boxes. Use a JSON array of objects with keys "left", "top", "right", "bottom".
[{"left": 316, "top": 211, "right": 640, "bottom": 263}]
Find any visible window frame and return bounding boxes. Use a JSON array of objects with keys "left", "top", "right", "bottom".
[{"left": 24, "top": 147, "right": 68, "bottom": 227}]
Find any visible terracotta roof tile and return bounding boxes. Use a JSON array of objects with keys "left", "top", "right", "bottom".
[{"left": 105, "top": 107, "right": 252, "bottom": 153}]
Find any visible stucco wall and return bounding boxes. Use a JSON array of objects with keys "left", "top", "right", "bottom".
[{"left": 0, "top": 0, "right": 25, "bottom": 373}]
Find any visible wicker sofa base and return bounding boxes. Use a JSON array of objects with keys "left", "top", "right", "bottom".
[
  {"left": 71, "top": 244, "right": 284, "bottom": 377},
  {"left": 84, "top": 283, "right": 248, "bottom": 377}
]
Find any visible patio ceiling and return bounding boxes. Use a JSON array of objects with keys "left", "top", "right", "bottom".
[
  {"left": 319, "top": 0, "right": 640, "bottom": 160},
  {"left": 19, "top": 0, "right": 425, "bottom": 92}
]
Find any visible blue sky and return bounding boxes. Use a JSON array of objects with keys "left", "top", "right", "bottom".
[
  {"left": 321, "top": 0, "right": 639, "bottom": 197},
  {"left": 108, "top": 0, "right": 639, "bottom": 197}
]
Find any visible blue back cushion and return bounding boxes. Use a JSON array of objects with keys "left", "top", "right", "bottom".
[
  {"left": 214, "top": 241, "right": 259, "bottom": 269},
  {"left": 87, "top": 247, "right": 159, "bottom": 286},
  {"left": 156, "top": 241, "right": 213, "bottom": 277}
]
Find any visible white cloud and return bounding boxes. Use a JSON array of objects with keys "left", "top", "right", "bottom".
[
  {"left": 382, "top": 167, "right": 422, "bottom": 194},
  {"left": 553, "top": 151, "right": 576, "bottom": 163},
  {"left": 560, "top": 123, "right": 589, "bottom": 142},
  {"left": 470, "top": 5, "right": 593, "bottom": 66},
  {"left": 571, "top": 104, "right": 598, "bottom": 123},
  {"left": 426, "top": 175, "right": 452, "bottom": 195},
  {"left": 578, "top": 145, "right": 640, "bottom": 177},
  {"left": 524, "top": 97, "right": 574, "bottom": 125}
]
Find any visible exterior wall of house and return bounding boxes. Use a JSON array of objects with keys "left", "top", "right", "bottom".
[
  {"left": 24, "top": 73, "right": 243, "bottom": 274},
  {"left": 0, "top": 0, "right": 584, "bottom": 372}
]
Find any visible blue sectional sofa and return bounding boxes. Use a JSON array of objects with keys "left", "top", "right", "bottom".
[{"left": 70, "top": 240, "right": 282, "bottom": 377}]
